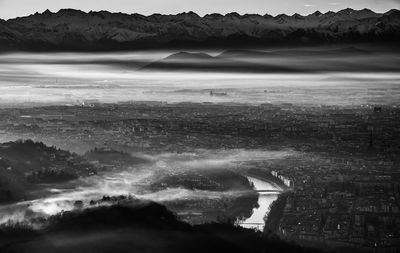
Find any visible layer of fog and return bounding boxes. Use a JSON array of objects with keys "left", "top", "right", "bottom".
[
  {"left": 0, "top": 148, "right": 295, "bottom": 225},
  {"left": 1, "top": 47, "right": 400, "bottom": 106}
]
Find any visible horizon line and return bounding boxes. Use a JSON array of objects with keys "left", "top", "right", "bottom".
[{"left": 2, "top": 7, "right": 399, "bottom": 21}]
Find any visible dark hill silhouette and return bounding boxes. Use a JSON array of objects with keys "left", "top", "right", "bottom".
[
  {"left": 0, "top": 140, "right": 74, "bottom": 173},
  {"left": 0, "top": 203, "right": 323, "bottom": 253},
  {"left": 142, "top": 51, "right": 301, "bottom": 73},
  {"left": 0, "top": 140, "right": 96, "bottom": 177},
  {"left": 0, "top": 140, "right": 97, "bottom": 203},
  {"left": 164, "top": 52, "right": 214, "bottom": 60}
]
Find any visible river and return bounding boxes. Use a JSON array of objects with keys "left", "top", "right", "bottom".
[{"left": 239, "top": 176, "right": 281, "bottom": 231}]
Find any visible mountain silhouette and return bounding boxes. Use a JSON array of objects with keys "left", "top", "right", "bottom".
[{"left": 0, "top": 8, "right": 399, "bottom": 51}]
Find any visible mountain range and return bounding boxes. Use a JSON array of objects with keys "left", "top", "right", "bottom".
[{"left": 0, "top": 8, "right": 400, "bottom": 51}]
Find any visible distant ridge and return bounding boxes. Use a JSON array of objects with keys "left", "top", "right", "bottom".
[
  {"left": 0, "top": 8, "right": 399, "bottom": 51},
  {"left": 142, "top": 51, "right": 301, "bottom": 73},
  {"left": 163, "top": 52, "right": 214, "bottom": 60},
  {"left": 141, "top": 46, "right": 400, "bottom": 73}
]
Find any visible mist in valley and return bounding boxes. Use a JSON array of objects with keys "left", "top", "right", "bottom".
[
  {"left": 0, "top": 45, "right": 398, "bottom": 225},
  {"left": 1, "top": 46, "right": 400, "bottom": 106},
  {"left": 0, "top": 148, "right": 295, "bottom": 225}
]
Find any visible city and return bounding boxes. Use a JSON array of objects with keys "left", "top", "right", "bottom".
[{"left": 1, "top": 102, "right": 399, "bottom": 251}]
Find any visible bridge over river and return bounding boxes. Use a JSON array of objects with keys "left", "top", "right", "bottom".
[{"left": 255, "top": 190, "right": 282, "bottom": 193}]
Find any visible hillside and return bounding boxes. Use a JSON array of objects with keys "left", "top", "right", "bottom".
[
  {"left": 0, "top": 203, "right": 323, "bottom": 253},
  {"left": 0, "top": 140, "right": 97, "bottom": 203},
  {"left": 0, "top": 158, "right": 25, "bottom": 202},
  {"left": 0, "top": 8, "right": 399, "bottom": 51},
  {"left": 84, "top": 148, "right": 149, "bottom": 166}
]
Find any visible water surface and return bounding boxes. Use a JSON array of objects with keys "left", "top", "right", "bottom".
[{"left": 240, "top": 176, "right": 280, "bottom": 231}]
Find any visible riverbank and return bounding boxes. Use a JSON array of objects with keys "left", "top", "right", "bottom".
[
  {"left": 264, "top": 193, "right": 289, "bottom": 233},
  {"left": 246, "top": 168, "right": 291, "bottom": 191}
]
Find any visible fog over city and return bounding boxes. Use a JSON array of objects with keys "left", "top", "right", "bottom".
[
  {"left": 0, "top": 148, "right": 293, "bottom": 225},
  {"left": 1, "top": 47, "right": 400, "bottom": 106},
  {"left": 1, "top": 2, "right": 400, "bottom": 253}
]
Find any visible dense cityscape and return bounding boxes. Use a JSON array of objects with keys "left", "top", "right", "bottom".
[{"left": 0, "top": 102, "right": 399, "bottom": 251}]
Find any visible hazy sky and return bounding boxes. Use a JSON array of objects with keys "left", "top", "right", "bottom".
[{"left": 0, "top": 0, "right": 399, "bottom": 20}]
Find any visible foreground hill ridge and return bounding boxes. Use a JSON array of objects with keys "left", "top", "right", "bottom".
[
  {"left": 0, "top": 8, "right": 399, "bottom": 51},
  {"left": 0, "top": 203, "right": 323, "bottom": 253}
]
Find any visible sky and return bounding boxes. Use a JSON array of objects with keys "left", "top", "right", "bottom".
[{"left": 0, "top": 0, "right": 399, "bottom": 20}]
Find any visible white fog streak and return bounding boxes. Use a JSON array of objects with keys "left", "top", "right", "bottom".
[{"left": 0, "top": 149, "right": 295, "bottom": 225}]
